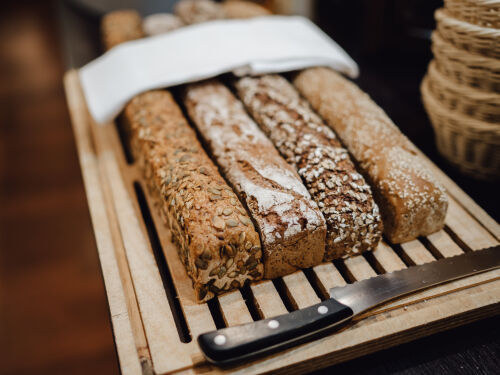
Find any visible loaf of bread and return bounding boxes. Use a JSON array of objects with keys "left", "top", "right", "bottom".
[
  {"left": 293, "top": 68, "right": 448, "bottom": 243},
  {"left": 142, "top": 13, "right": 184, "bottom": 36},
  {"left": 234, "top": 75, "right": 383, "bottom": 259},
  {"left": 222, "top": 1, "right": 271, "bottom": 18},
  {"left": 183, "top": 80, "right": 327, "bottom": 278},
  {"left": 175, "top": 0, "right": 223, "bottom": 24},
  {"left": 101, "top": 10, "right": 144, "bottom": 50},
  {"left": 101, "top": 11, "right": 263, "bottom": 302},
  {"left": 124, "top": 91, "right": 263, "bottom": 301}
]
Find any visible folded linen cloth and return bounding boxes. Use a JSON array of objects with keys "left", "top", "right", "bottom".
[{"left": 79, "top": 16, "right": 358, "bottom": 124}]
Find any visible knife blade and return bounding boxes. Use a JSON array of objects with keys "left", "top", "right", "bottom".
[{"left": 197, "top": 245, "right": 500, "bottom": 365}]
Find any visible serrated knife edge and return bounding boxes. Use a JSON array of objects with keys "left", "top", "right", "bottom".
[{"left": 329, "top": 245, "right": 500, "bottom": 315}]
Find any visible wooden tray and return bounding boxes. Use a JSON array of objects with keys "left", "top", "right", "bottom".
[{"left": 63, "top": 70, "right": 500, "bottom": 375}]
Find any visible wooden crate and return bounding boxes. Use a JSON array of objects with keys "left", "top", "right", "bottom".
[{"left": 64, "top": 70, "right": 500, "bottom": 375}]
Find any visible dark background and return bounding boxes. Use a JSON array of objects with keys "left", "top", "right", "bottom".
[{"left": 0, "top": 0, "right": 498, "bottom": 374}]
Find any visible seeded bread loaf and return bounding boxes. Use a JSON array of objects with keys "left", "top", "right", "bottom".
[
  {"left": 183, "top": 80, "right": 327, "bottom": 278},
  {"left": 293, "top": 68, "right": 448, "bottom": 243},
  {"left": 234, "top": 75, "right": 383, "bottom": 259},
  {"left": 101, "top": 10, "right": 144, "bottom": 50},
  {"left": 101, "top": 11, "right": 263, "bottom": 302},
  {"left": 123, "top": 91, "right": 263, "bottom": 301}
]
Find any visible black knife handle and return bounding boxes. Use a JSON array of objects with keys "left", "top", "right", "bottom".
[{"left": 198, "top": 298, "right": 353, "bottom": 365}]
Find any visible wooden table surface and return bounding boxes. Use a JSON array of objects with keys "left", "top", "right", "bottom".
[{"left": 0, "top": 1, "right": 498, "bottom": 374}]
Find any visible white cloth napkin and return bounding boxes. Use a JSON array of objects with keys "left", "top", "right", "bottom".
[{"left": 79, "top": 16, "right": 358, "bottom": 124}]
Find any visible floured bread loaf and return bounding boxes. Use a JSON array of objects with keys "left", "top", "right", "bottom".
[{"left": 183, "top": 80, "right": 327, "bottom": 278}]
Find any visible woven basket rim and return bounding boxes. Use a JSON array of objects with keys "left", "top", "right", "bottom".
[
  {"left": 449, "top": 0, "right": 500, "bottom": 6},
  {"left": 435, "top": 8, "right": 500, "bottom": 36},
  {"left": 427, "top": 60, "right": 500, "bottom": 102},
  {"left": 445, "top": 0, "right": 500, "bottom": 7},
  {"left": 431, "top": 32, "right": 500, "bottom": 66},
  {"left": 431, "top": 32, "right": 500, "bottom": 93},
  {"left": 443, "top": 0, "right": 500, "bottom": 30},
  {"left": 422, "top": 76, "right": 500, "bottom": 135},
  {"left": 422, "top": 77, "right": 500, "bottom": 179}
]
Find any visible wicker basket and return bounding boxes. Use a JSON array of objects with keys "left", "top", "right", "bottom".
[
  {"left": 426, "top": 60, "right": 500, "bottom": 123},
  {"left": 431, "top": 32, "right": 500, "bottom": 92},
  {"left": 435, "top": 9, "right": 500, "bottom": 59},
  {"left": 421, "top": 76, "right": 500, "bottom": 179},
  {"left": 444, "top": 0, "right": 500, "bottom": 29}
]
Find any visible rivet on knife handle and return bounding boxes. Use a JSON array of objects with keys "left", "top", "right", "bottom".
[{"left": 197, "top": 298, "right": 353, "bottom": 365}]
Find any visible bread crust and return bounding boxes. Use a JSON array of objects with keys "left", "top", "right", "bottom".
[
  {"left": 293, "top": 68, "right": 448, "bottom": 243},
  {"left": 222, "top": 1, "right": 271, "bottom": 18},
  {"left": 183, "top": 80, "right": 327, "bottom": 278},
  {"left": 101, "top": 10, "right": 144, "bottom": 50}
]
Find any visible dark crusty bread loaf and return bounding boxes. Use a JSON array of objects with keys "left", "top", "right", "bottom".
[
  {"left": 124, "top": 91, "right": 263, "bottom": 302},
  {"left": 101, "top": 10, "right": 144, "bottom": 50},
  {"left": 183, "top": 80, "right": 327, "bottom": 278},
  {"left": 234, "top": 75, "right": 383, "bottom": 259},
  {"left": 293, "top": 68, "right": 448, "bottom": 243},
  {"left": 101, "top": 10, "right": 263, "bottom": 302}
]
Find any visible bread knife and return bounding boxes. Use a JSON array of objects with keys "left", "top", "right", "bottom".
[{"left": 198, "top": 245, "right": 500, "bottom": 365}]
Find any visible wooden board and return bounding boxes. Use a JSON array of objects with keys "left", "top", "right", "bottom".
[{"left": 63, "top": 70, "right": 500, "bottom": 375}]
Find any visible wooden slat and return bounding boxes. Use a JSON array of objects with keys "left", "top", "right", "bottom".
[
  {"left": 446, "top": 197, "right": 499, "bottom": 250},
  {"left": 371, "top": 241, "right": 407, "bottom": 273},
  {"left": 251, "top": 281, "right": 288, "bottom": 318},
  {"left": 282, "top": 272, "right": 321, "bottom": 309},
  {"left": 419, "top": 150, "right": 500, "bottom": 241},
  {"left": 100, "top": 172, "right": 152, "bottom": 368},
  {"left": 343, "top": 255, "right": 377, "bottom": 281},
  {"left": 400, "top": 240, "right": 436, "bottom": 265},
  {"left": 426, "top": 230, "right": 463, "bottom": 257},
  {"left": 219, "top": 291, "right": 254, "bottom": 326},
  {"left": 161, "top": 236, "right": 216, "bottom": 338},
  {"left": 313, "top": 262, "right": 346, "bottom": 296},
  {"left": 64, "top": 71, "right": 143, "bottom": 375}
]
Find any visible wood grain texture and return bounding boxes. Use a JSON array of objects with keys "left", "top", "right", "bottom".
[
  {"left": 282, "top": 272, "right": 321, "bottom": 309},
  {"left": 371, "top": 241, "right": 407, "bottom": 273},
  {"left": 219, "top": 291, "right": 254, "bottom": 326},
  {"left": 63, "top": 69, "right": 500, "bottom": 375},
  {"left": 64, "top": 72, "right": 143, "bottom": 375},
  {"left": 400, "top": 240, "right": 436, "bottom": 265},
  {"left": 313, "top": 262, "right": 346, "bottom": 296},
  {"left": 251, "top": 281, "right": 288, "bottom": 318}
]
